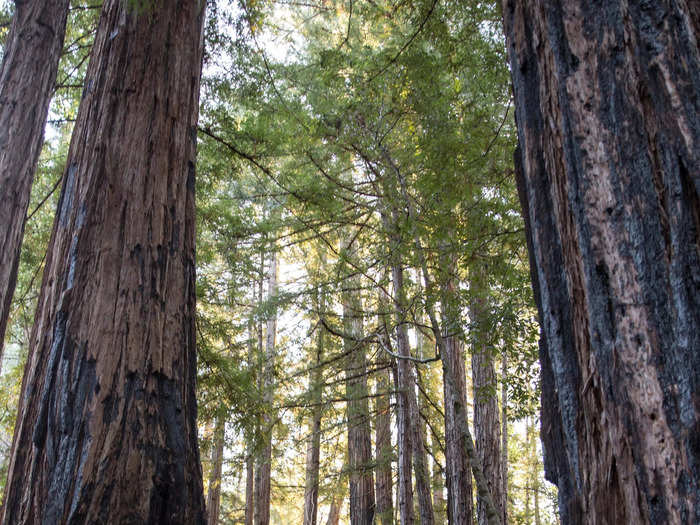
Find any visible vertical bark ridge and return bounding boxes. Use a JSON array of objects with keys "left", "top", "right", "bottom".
[
  {"left": 0, "top": 0, "right": 70, "bottom": 362},
  {"left": 1, "top": 1, "right": 206, "bottom": 523},
  {"left": 504, "top": 0, "right": 700, "bottom": 522}
]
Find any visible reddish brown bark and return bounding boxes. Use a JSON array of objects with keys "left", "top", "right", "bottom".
[
  {"left": 441, "top": 276, "right": 474, "bottom": 525},
  {"left": 0, "top": 0, "right": 70, "bottom": 360},
  {"left": 471, "top": 273, "right": 504, "bottom": 525},
  {"left": 341, "top": 242, "right": 375, "bottom": 525},
  {"left": 1, "top": 1, "right": 206, "bottom": 523},
  {"left": 504, "top": 0, "right": 700, "bottom": 522}
]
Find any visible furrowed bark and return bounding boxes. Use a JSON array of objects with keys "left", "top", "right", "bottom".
[
  {"left": 1, "top": 1, "right": 206, "bottom": 523},
  {"left": 341, "top": 236, "right": 375, "bottom": 525},
  {"left": 207, "top": 419, "right": 225, "bottom": 525},
  {"left": 255, "top": 249, "right": 277, "bottom": 525},
  {"left": 440, "top": 270, "right": 474, "bottom": 525},
  {"left": 503, "top": 0, "right": 700, "bottom": 522},
  {"left": 0, "top": 0, "right": 70, "bottom": 361},
  {"left": 471, "top": 271, "right": 504, "bottom": 525}
]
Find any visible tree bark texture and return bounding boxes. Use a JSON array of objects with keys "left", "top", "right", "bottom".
[
  {"left": 0, "top": 0, "right": 70, "bottom": 361},
  {"left": 503, "top": 1, "right": 700, "bottom": 523},
  {"left": 440, "top": 275, "right": 474, "bottom": 525},
  {"left": 207, "top": 419, "right": 225, "bottom": 525},
  {"left": 374, "top": 365, "right": 394, "bottom": 525},
  {"left": 341, "top": 254, "right": 375, "bottom": 525},
  {"left": 255, "top": 249, "right": 277, "bottom": 525},
  {"left": 471, "top": 275, "right": 504, "bottom": 525},
  {"left": 1, "top": 1, "right": 206, "bottom": 523}
]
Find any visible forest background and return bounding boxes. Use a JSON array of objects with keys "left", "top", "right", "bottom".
[{"left": 0, "top": 1, "right": 557, "bottom": 523}]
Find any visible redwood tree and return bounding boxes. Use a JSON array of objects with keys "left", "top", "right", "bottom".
[
  {"left": 503, "top": 1, "right": 699, "bottom": 522},
  {"left": 1, "top": 1, "right": 206, "bottom": 523},
  {"left": 0, "top": 0, "right": 70, "bottom": 362}
]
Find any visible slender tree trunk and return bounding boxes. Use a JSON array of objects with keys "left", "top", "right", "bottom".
[
  {"left": 1, "top": 1, "right": 206, "bottom": 523},
  {"left": 0, "top": 0, "right": 70, "bottom": 363},
  {"left": 325, "top": 497, "right": 341, "bottom": 525},
  {"left": 374, "top": 364, "right": 394, "bottom": 525},
  {"left": 440, "top": 273, "right": 474, "bottom": 525},
  {"left": 470, "top": 271, "right": 504, "bottom": 525},
  {"left": 500, "top": 351, "right": 508, "bottom": 525},
  {"left": 303, "top": 289, "right": 325, "bottom": 525},
  {"left": 341, "top": 239, "right": 375, "bottom": 525},
  {"left": 390, "top": 262, "right": 434, "bottom": 525},
  {"left": 255, "top": 249, "right": 277, "bottom": 525},
  {"left": 245, "top": 310, "right": 256, "bottom": 525},
  {"left": 245, "top": 445, "right": 255, "bottom": 525},
  {"left": 504, "top": 1, "right": 700, "bottom": 523},
  {"left": 207, "top": 419, "right": 225, "bottom": 525},
  {"left": 410, "top": 368, "right": 435, "bottom": 525}
]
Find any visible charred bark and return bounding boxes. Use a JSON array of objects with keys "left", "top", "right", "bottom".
[
  {"left": 1, "top": 1, "right": 206, "bottom": 523},
  {"left": 504, "top": 0, "right": 700, "bottom": 522},
  {"left": 0, "top": 0, "right": 70, "bottom": 360}
]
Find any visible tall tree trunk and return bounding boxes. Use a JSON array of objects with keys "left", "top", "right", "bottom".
[
  {"left": 390, "top": 262, "right": 434, "bottom": 525},
  {"left": 1, "top": 1, "right": 206, "bottom": 523},
  {"left": 303, "top": 289, "right": 325, "bottom": 525},
  {"left": 470, "top": 271, "right": 504, "bottom": 525},
  {"left": 0, "top": 0, "right": 70, "bottom": 363},
  {"left": 245, "top": 309, "right": 257, "bottom": 525},
  {"left": 440, "top": 272, "right": 474, "bottom": 525},
  {"left": 341, "top": 239, "right": 375, "bottom": 525},
  {"left": 503, "top": 1, "right": 700, "bottom": 523},
  {"left": 207, "top": 418, "right": 225, "bottom": 525},
  {"left": 245, "top": 442, "right": 255, "bottom": 525},
  {"left": 382, "top": 148, "right": 500, "bottom": 525},
  {"left": 500, "top": 351, "right": 508, "bottom": 525},
  {"left": 374, "top": 364, "right": 394, "bottom": 525},
  {"left": 255, "top": 249, "right": 277, "bottom": 525}
]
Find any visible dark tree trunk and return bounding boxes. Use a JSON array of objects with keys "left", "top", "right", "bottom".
[
  {"left": 374, "top": 365, "right": 394, "bottom": 525},
  {"left": 471, "top": 273, "right": 504, "bottom": 525},
  {"left": 0, "top": 0, "right": 70, "bottom": 362},
  {"left": 1, "top": 1, "right": 206, "bottom": 523},
  {"left": 503, "top": 1, "right": 700, "bottom": 523},
  {"left": 255, "top": 249, "right": 277, "bottom": 525},
  {"left": 440, "top": 273, "right": 474, "bottom": 525},
  {"left": 207, "top": 419, "right": 225, "bottom": 525},
  {"left": 341, "top": 243, "right": 375, "bottom": 525}
]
